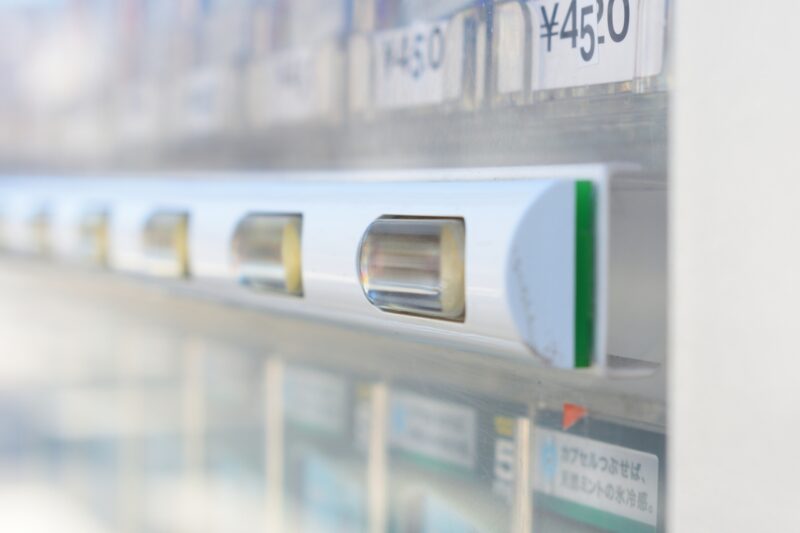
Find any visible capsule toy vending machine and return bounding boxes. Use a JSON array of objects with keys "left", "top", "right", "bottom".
[{"left": 0, "top": 0, "right": 731, "bottom": 532}]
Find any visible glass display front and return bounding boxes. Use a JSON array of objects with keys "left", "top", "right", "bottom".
[{"left": 0, "top": 1, "right": 669, "bottom": 532}]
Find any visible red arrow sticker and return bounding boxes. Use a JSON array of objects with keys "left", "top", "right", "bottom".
[{"left": 562, "top": 403, "right": 588, "bottom": 431}]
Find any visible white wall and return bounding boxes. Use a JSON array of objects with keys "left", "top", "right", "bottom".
[{"left": 671, "top": 1, "right": 800, "bottom": 530}]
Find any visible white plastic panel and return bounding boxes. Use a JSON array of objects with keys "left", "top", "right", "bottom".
[{"left": 0, "top": 166, "right": 639, "bottom": 373}]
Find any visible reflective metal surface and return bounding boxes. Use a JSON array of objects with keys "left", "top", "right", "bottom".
[
  {"left": 359, "top": 217, "right": 466, "bottom": 321},
  {"left": 231, "top": 214, "right": 303, "bottom": 296},
  {"left": 142, "top": 211, "right": 190, "bottom": 279}
]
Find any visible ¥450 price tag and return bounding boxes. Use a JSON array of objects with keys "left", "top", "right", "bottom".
[
  {"left": 529, "top": 0, "right": 664, "bottom": 90},
  {"left": 373, "top": 21, "right": 455, "bottom": 109}
]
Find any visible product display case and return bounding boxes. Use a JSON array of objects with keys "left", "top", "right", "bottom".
[{"left": 0, "top": 1, "right": 681, "bottom": 532}]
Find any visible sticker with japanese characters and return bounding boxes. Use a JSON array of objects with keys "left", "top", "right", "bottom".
[{"left": 532, "top": 411, "right": 665, "bottom": 532}]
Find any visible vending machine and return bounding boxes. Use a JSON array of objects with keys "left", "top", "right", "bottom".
[{"left": 0, "top": 1, "right": 794, "bottom": 532}]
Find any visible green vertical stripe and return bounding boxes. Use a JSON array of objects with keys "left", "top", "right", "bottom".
[{"left": 574, "top": 181, "right": 595, "bottom": 368}]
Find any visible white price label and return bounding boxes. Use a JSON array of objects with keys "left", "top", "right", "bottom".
[
  {"left": 373, "top": 21, "right": 454, "bottom": 109},
  {"left": 389, "top": 391, "right": 476, "bottom": 469},
  {"left": 181, "top": 68, "right": 232, "bottom": 136},
  {"left": 534, "top": 428, "right": 660, "bottom": 527},
  {"left": 250, "top": 45, "right": 339, "bottom": 125},
  {"left": 118, "top": 84, "right": 159, "bottom": 144},
  {"left": 284, "top": 367, "right": 348, "bottom": 435},
  {"left": 261, "top": 48, "right": 318, "bottom": 123},
  {"left": 529, "top": 0, "right": 665, "bottom": 90}
]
